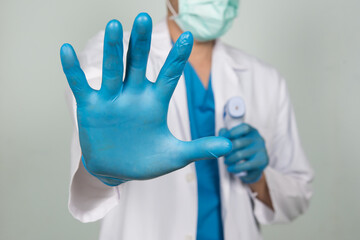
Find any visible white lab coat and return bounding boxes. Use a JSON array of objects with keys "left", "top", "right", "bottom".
[{"left": 66, "top": 20, "right": 314, "bottom": 240}]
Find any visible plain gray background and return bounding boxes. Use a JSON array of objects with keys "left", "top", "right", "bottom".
[{"left": 1, "top": 0, "right": 359, "bottom": 239}]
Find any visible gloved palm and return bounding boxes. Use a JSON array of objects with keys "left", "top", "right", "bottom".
[{"left": 60, "top": 13, "right": 232, "bottom": 186}]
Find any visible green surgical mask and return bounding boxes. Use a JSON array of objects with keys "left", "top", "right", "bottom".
[{"left": 167, "top": 0, "right": 239, "bottom": 42}]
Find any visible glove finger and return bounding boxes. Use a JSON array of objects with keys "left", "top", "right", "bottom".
[
  {"left": 227, "top": 153, "right": 266, "bottom": 173},
  {"left": 101, "top": 19, "right": 124, "bottom": 97},
  {"left": 123, "top": 13, "right": 152, "bottom": 90},
  {"left": 228, "top": 123, "right": 253, "bottom": 139},
  {"left": 231, "top": 136, "right": 254, "bottom": 151},
  {"left": 155, "top": 31, "right": 193, "bottom": 102},
  {"left": 240, "top": 169, "right": 263, "bottom": 184},
  {"left": 224, "top": 146, "right": 259, "bottom": 165},
  {"left": 60, "top": 43, "right": 93, "bottom": 106}
]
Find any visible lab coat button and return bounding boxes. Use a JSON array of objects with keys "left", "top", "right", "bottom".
[
  {"left": 185, "top": 235, "right": 193, "bottom": 240},
  {"left": 186, "top": 173, "right": 195, "bottom": 182}
]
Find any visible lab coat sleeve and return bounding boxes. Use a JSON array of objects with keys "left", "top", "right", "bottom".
[
  {"left": 65, "top": 31, "right": 130, "bottom": 223},
  {"left": 66, "top": 85, "right": 123, "bottom": 223},
  {"left": 251, "top": 76, "right": 314, "bottom": 225}
]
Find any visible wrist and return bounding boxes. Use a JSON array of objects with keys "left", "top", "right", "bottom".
[
  {"left": 248, "top": 173, "right": 266, "bottom": 190},
  {"left": 248, "top": 172, "right": 274, "bottom": 210},
  {"left": 81, "top": 155, "right": 126, "bottom": 186}
]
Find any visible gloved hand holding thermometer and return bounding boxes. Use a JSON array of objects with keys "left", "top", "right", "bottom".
[
  {"left": 220, "top": 97, "right": 269, "bottom": 184},
  {"left": 60, "top": 13, "right": 232, "bottom": 186}
]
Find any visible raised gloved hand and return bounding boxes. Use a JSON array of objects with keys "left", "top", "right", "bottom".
[
  {"left": 60, "top": 13, "right": 232, "bottom": 186},
  {"left": 219, "top": 123, "right": 269, "bottom": 184}
]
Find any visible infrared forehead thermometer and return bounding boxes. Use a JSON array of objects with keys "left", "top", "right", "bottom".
[
  {"left": 223, "top": 97, "right": 246, "bottom": 130},
  {"left": 223, "top": 97, "right": 247, "bottom": 177}
]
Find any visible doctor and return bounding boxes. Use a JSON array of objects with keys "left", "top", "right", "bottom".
[{"left": 60, "top": 0, "right": 314, "bottom": 239}]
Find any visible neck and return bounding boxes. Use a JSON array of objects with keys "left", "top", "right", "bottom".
[{"left": 167, "top": 16, "right": 214, "bottom": 88}]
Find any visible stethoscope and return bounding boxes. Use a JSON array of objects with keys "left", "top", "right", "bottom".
[{"left": 223, "top": 97, "right": 247, "bottom": 177}]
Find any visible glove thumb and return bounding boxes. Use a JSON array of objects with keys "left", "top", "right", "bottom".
[
  {"left": 219, "top": 128, "right": 230, "bottom": 138},
  {"left": 182, "top": 136, "right": 232, "bottom": 164}
]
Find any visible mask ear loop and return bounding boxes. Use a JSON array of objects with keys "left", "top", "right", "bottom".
[{"left": 166, "top": 0, "right": 178, "bottom": 20}]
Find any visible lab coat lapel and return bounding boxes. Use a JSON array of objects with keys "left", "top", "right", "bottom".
[
  {"left": 151, "top": 20, "right": 192, "bottom": 142},
  {"left": 153, "top": 20, "right": 255, "bottom": 234},
  {"left": 151, "top": 20, "right": 198, "bottom": 236},
  {"left": 211, "top": 40, "right": 249, "bottom": 225}
]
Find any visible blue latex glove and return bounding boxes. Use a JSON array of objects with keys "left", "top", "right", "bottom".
[
  {"left": 60, "top": 13, "right": 232, "bottom": 186},
  {"left": 219, "top": 123, "right": 269, "bottom": 184}
]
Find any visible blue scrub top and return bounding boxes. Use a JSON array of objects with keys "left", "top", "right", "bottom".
[{"left": 184, "top": 62, "right": 224, "bottom": 240}]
